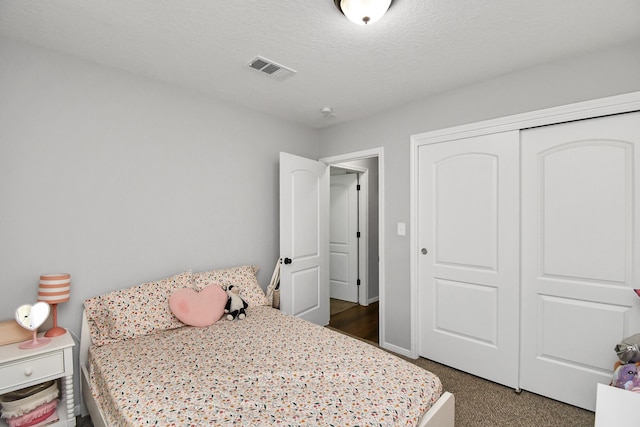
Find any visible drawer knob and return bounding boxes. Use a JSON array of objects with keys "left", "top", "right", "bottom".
[{"left": 24, "top": 368, "right": 33, "bottom": 376}]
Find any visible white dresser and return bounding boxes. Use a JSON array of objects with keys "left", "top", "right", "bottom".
[
  {"left": 0, "top": 332, "right": 75, "bottom": 426},
  {"left": 595, "top": 383, "right": 640, "bottom": 427}
]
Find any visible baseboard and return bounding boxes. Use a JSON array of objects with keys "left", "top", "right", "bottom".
[{"left": 381, "top": 340, "right": 412, "bottom": 358}]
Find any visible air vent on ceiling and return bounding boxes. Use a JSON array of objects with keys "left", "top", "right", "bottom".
[{"left": 247, "top": 56, "right": 297, "bottom": 80}]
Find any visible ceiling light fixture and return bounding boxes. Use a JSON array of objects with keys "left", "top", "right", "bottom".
[{"left": 334, "top": 0, "right": 393, "bottom": 25}]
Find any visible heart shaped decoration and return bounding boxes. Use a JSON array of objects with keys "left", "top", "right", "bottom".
[
  {"left": 169, "top": 285, "right": 227, "bottom": 327},
  {"left": 15, "top": 302, "right": 50, "bottom": 331}
]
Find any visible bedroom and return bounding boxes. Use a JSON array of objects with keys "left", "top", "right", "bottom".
[{"left": 1, "top": 1, "right": 640, "bottom": 426}]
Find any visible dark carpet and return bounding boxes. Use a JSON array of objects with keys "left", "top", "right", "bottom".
[{"left": 409, "top": 356, "right": 594, "bottom": 427}]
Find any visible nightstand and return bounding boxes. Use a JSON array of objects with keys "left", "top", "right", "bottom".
[{"left": 0, "top": 332, "right": 75, "bottom": 427}]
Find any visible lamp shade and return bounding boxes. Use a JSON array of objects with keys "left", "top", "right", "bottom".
[
  {"left": 338, "top": 0, "right": 392, "bottom": 25},
  {"left": 38, "top": 274, "right": 71, "bottom": 305}
]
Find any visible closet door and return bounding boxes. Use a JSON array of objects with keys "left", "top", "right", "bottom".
[
  {"left": 418, "top": 131, "right": 520, "bottom": 388},
  {"left": 521, "top": 112, "right": 640, "bottom": 411}
]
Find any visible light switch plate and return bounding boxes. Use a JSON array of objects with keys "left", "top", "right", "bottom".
[{"left": 397, "top": 222, "right": 406, "bottom": 236}]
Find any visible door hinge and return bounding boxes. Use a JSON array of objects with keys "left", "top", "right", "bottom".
[
  {"left": 357, "top": 184, "right": 361, "bottom": 191},
  {"left": 357, "top": 231, "right": 361, "bottom": 238},
  {"left": 357, "top": 279, "right": 361, "bottom": 286}
]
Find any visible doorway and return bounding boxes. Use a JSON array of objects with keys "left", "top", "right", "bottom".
[
  {"left": 329, "top": 170, "right": 360, "bottom": 304},
  {"left": 322, "top": 150, "right": 382, "bottom": 345}
]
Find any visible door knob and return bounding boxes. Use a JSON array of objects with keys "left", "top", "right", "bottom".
[
  {"left": 283, "top": 257, "right": 292, "bottom": 265},
  {"left": 421, "top": 248, "right": 428, "bottom": 255}
]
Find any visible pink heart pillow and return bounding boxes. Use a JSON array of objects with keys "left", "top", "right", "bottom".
[{"left": 169, "top": 285, "right": 227, "bottom": 327}]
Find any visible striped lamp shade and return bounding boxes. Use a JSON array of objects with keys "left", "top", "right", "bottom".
[{"left": 38, "top": 274, "right": 71, "bottom": 304}]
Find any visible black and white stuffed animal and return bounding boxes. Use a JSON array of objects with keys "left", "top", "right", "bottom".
[{"left": 224, "top": 285, "right": 248, "bottom": 320}]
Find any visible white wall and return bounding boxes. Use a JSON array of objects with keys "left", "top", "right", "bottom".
[
  {"left": 318, "top": 38, "right": 640, "bottom": 352},
  {"left": 3, "top": 33, "right": 640, "bottom": 366},
  {"left": 0, "top": 37, "right": 320, "bottom": 341}
]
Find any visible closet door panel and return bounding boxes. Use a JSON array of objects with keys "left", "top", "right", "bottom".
[
  {"left": 521, "top": 111, "right": 640, "bottom": 411},
  {"left": 435, "top": 154, "right": 498, "bottom": 270},
  {"left": 538, "top": 296, "right": 627, "bottom": 368},
  {"left": 418, "top": 131, "right": 520, "bottom": 389},
  {"left": 542, "top": 144, "right": 627, "bottom": 282}
]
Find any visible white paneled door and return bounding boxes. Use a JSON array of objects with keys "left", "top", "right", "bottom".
[
  {"left": 279, "top": 152, "right": 329, "bottom": 326},
  {"left": 520, "top": 112, "right": 640, "bottom": 410},
  {"left": 329, "top": 173, "right": 359, "bottom": 303},
  {"left": 418, "top": 131, "right": 520, "bottom": 388}
]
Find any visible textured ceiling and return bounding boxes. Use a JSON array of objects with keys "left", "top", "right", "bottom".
[{"left": 1, "top": 0, "right": 640, "bottom": 129}]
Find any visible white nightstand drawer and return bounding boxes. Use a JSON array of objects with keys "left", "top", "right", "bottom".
[{"left": 0, "top": 352, "right": 64, "bottom": 391}]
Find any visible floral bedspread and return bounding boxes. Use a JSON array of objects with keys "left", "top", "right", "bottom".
[{"left": 88, "top": 306, "right": 442, "bottom": 426}]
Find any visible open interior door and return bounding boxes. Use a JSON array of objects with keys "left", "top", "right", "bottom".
[{"left": 279, "top": 152, "right": 329, "bottom": 326}]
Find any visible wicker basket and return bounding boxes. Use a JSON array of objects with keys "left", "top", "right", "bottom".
[
  {"left": 272, "top": 285, "right": 280, "bottom": 310},
  {"left": 0, "top": 380, "right": 58, "bottom": 418}
]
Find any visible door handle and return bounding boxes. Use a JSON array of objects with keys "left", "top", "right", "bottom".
[
  {"left": 421, "top": 248, "right": 428, "bottom": 255},
  {"left": 283, "top": 257, "right": 292, "bottom": 265}
]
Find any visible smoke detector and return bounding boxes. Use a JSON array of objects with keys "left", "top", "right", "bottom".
[
  {"left": 321, "top": 107, "right": 336, "bottom": 119},
  {"left": 247, "top": 56, "right": 296, "bottom": 80}
]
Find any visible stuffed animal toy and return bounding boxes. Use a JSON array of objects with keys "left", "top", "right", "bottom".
[
  {"left": 611, "top": 361, "right": 640, "bottom": 392},
  {"left": 224, "top": 285, "right": 248, "bottom": 320},
  {"left": 615, "top": 333, "right": 640, "bottom": 363}
]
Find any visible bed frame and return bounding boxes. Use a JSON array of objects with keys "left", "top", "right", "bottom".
[{"left": 79, "top": 311, "right": 454, "bottom": 427}]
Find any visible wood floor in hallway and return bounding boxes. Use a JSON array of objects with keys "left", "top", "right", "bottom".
[{"left": 329, "top": 301, "right": 379, "bottom": 344}]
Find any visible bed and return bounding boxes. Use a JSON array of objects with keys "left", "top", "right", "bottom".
[{"left": 79, "top": 266, "right": 454, "bottom": 426}]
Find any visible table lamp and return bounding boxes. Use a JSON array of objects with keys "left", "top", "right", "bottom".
[{"left": 38, "top": 273, "right": 71, "bottom": 337}]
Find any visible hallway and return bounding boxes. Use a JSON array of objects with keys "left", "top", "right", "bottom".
[{"left": 328, "top": 299, "right": 379, "bottom": 344}]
